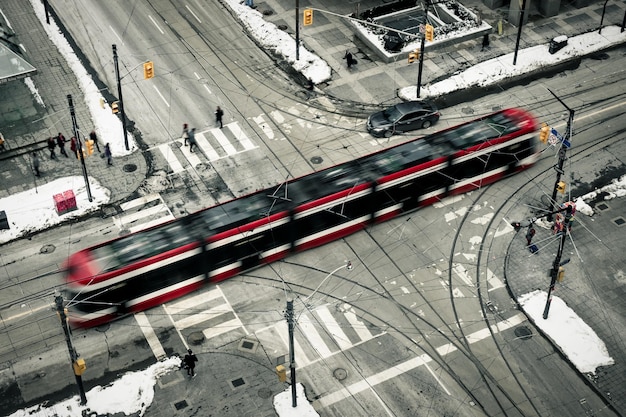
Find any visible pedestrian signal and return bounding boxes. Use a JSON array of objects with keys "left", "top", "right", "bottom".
[
  {"left": 539, "top": 123, "right": 550, "bottom": 143},
  {"left": 143, "top": 61, "right": 154, "bottom": 79},
  {"left": 73, "top": 358, "right": 87, "bottom": 376},
  {"left": 408, "top": 49, "right": 419, "bottom": 64},
  {"left": 425, "top": 24, "right": 435, "bottom": 41},
  {"left": 556, "top": 267, "right": 565, "bottom": 282},
  {"left": 303, "top": 9, "right": 313, "bottom": 26},
  {"left": 85, "top": 139, "right": 95, "bottom": 155},
  {"left": 276, "top": 365, "right": 287, "bottom": 382},
  {"left": 556, "top": 181, "right": 566, "bottom": 194},
  {"left": 111, "top": 101, "right": 120, "bottom": 114}
]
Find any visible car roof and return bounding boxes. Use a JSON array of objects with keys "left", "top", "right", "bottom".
[{"left": 393, "top": 101, "right": 436, "bottom": 114}]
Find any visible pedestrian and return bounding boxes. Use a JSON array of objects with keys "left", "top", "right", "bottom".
[
  {"left": 245, "top": 0, "right": 254, "bottom": 7},
  {"left": 104, "top": 143, "right": 112, "bottom": 166},
  {"left": 481, "top": 33, "right": 490, "bottom": 51},
  {"left": 215, "top": 106, "right": 224, "bottom": 129},
  {"left": 0, "top": 132, "right": 6, "bottom": 151},
  {"left": 70, "top": 136, "right": 78, "bottom": 158},
  {"left": 32, "top": 152, "right": 41, "bottom": 177},
  {"left": 344, "top": 50, "right": 356, "bottom": 68},
  {"left": 525, "top": 225, "right": 535, "bottom": 246},
  {"left": 182, "top": 123, "right": 189, "bottom": 146},
  {"left": 56, "top": 132, "right": 68, "bottom": 157},
  {"left": 183, "top": 349, "right": 198, "bottom": 378},
  {"left": 47, "top": 136, "right": 57, "bottom": 159},
  {"left": 188, "top": 128, "right": 197, "bottom": 153},
  {"left": 89, "top": 130, "right": 101, "bottom": 153}
]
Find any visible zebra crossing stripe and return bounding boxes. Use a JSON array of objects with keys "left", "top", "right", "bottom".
[
  {"left": 194, "top": 133, "right": 220, "bottom": 161},
  {"left": 343, "top": 309, "right": 374, "bottom": 341},
  {"left": 167, "top": 287, "right": 224, "bottom": 313},
  {"left": 315, "top": 306, "right": 352, "bottom": 350},
  {"left": 298, "top": 313, "right": 334, "bottom": 358},
  {"left": 202, "top": 318, "right": 242, "bottom": 339},
  {"left": 179, "top": 139, "right": 202, "bottom": 166},
  {"left": 157, "top": 143, "right": 185, "bottom": 173},
  {"left": 211, "top": 127, "right": 237, "bottom": 155},
  {"left": 135, "top": 312, "right": 167, "bottom": 360},
  {"left": 227, "top": 122, "right": 257, "bottom": 151},
  {"left": 274, "top": 320, "right": 312, "bottom": 367}
]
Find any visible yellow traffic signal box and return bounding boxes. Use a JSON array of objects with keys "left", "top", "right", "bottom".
[
  {"left": 85, "top": 139, "right": 95, "bottom": 155},
  {"left": 408, "top": 49, "right": 419, "bottom": 64},
  {"left": 425, "top": 24, "right": 434, "bottom": 41},
  {"left": 539, "top": 123, "right": 550, "bottom": 143},
  {"left": 276, "top": 365, "right": 287, "bottom": 382},
  {"left": 143, "top": 61, "right": 154, "bottom": 79},
  {"left": 111, "top": 101, "right": 119, "bottom": 114},
  {"left": 303, "top": 9, "right": 313, "bottom": 26}
]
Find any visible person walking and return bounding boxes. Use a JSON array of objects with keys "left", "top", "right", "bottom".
[
  {"left": 215, "top": 106, "right": 224, "bottom": 129},
  {"left": 56, "top": 132, "right": 68, "bottom": 157},
  {"left": 47, "top": 137, "right": 57, "bottom": 159},
  {"left": 182, "top": 123, "right": 189, "bottom": 146},
  {"left": 344, "top": 50, "right": 356, "bottom": 68},
  {"left": 0, "top": 132, "right": 6, "bottom": 151},
  {"left": 481, "top": 33, "right": 490, "bottom": 52},
  {"left": 183, "top": 349, "right": 198, "bottom": 378},
  {"left": 70, "top": 136, "right": 78, "bottom": 158},
  {"left": 188, "top": 128, "right": 197, "bottom": 153},
  {"left": 32, "top": 152, "right": 41, "bottom": 177},
  {"left": 89, "top": 130, "right": 101, "bottom": 153},
  {"left": 104, "top": 143, "right": 112, "bottom": 166}
]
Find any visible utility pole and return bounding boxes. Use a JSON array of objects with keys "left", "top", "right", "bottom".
[
  {"left": 55, "top": 295, "right": 87, "bottom": 405},
  {"left": 542, "top": 205, "right": 573, "bottom": 319},
  {"left": 112, "top": 45, "right": 129, "bottom": 151},
  {"left": 546, "top": 88, "right": 575, "bottom": 220},
  {"left": 67, "top": 95, "right": 93, "bottom": 202},
  {"left": 286, "top": 300, "right": 297, "bottom": 407},
  {"left": 295, "top": 0, "right": 300, "bottom": 61},
  {"left": 512, "top": 0, "right": 527, "bottom": 65},
  {"left": 416, "top": 0, "right": 430, "bottom": 98}
]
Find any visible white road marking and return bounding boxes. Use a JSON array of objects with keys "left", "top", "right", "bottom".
[
  {"left": 316, "top": 306, "right": 352, "bottom": 351},
  {"left": 148, "top": 15, "right": 164, "bottom": 34},
  {"left": 135, "top": 312, "right": 166, "bottom": 359}
]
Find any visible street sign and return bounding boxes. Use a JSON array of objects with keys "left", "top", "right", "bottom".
[{"left": 549, "top": 128, "right": 570, "bottom": 148}]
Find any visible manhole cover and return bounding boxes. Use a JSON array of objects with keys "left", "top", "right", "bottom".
[
  {"left": 311, "top": 156, "right": 323, "bottom": 164},
  {"left": 596, "top": 202, "right": 609, "bottom": 211},
  {"left": 613, "top": 217, "right": 625, "bottom": 226},
  {"left": 174, "top": 400, "right": 188, "bottom": 410},
  {"left": 40, "top": 244, "right": 56, "bottom": 254},
  {"left": 333, "top": 368, "right": 347, "bottom": 381},
  {"left": 461, "top": 107, "right": 475, "bottom": 114},
  {"left": 188, "top": 331, "right": 205, "bottom": 345},
  {"left": 258, "top": 387, "right": 272, "bottom": 399},
  {"left": 278, "top": 24, "right": 288, "bottom": 30},
  {"left": 232, "top": 377, "right": 246, "bottom": 388},
  {"left": 262, "top": 10, "right": 273, "bottom": 16},
  {"left": 123, "top": 164, "right": 137, "bottom": 173},
  {"left": 514, "top": 326, "right": 533, "bottom": 340}
]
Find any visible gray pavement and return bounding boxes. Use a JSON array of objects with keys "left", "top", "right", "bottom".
[{"left": 0, "top": 0, "right": 625, "bottom": 416}]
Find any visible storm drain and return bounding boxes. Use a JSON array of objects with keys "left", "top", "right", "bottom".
[
  {"left": 238, "top": 338, "right": 258, "bottom": 353},
  {"left": 173, "top": 400, "right": 188, "bottom": 410},
  {"left": 596, "top": 202, "right": 610, "bottom": 211},
  {"left": 612, "top": 217, "right": 625, "bottom": 227},
  {"left": 231, "top": 377, "right": 246, "bottom": 388},
  {"left": 311, "top": 156, "right": 323, "bottom": 164},
  {"left": 123, "top": 163, "right": 137, "bottom": 173},
  {"left": 514, "top": 326, "right": 533, "bottom": 340}
]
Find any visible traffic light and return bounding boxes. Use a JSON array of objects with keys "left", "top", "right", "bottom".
[
  {"left": 556, "top": 181, "right": 566, "bottom": 194},
  {"left": 143, "top": 61, "right": 154, "bottom": 79},
  {"left": 111, "top": 101, "right": 119, "bottom": 114},
  {"left": 85, "top": 139, "right": 95, "bottom": 155},
  {"left": 556, "top": 267, "right": 565, "bottom": 282},
  {"left": 303, "top": 9, "right": 313, "bottom": 26},
  {"left": 425, "top": 24, "right": 434, "bottom": 41},
  {"left": 539, "top": 123, "right": 550, "bottom": 143},
  {"left": 408, "top": 49, "right": 419, "bottom": 64},
  {"left": 73, "top": 358, "right": 87, "bottom": 376},
  {"left": 276, "top": 365, "right": 287, "bottom": 382}
]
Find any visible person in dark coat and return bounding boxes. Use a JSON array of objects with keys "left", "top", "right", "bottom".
[
  {"left": 56, "top": 133, "right": 68, "bottom": 157},
  {"left": 47, "top": 137, "right": 57, "bottom": 159},
  {"left": 215, "top": 106, "right": 224, "bottom": 129},
  {"left": 183, "top": 349, "right": 198, "bottom": 377},
  {"left": 70, "top": 136, "right": 78, "bottom": 158},
  {"left": 104, "top": 143, "right": 112, "bottom": 166},
  {"left": 89, "top": 130, "right": 101, "bottom": 153},
  {"left": 32, "top": 152, "right": 41, "bottom": 177},
  {"left": 344, "top": 51, "right": 356, "bottom": 68},
  {"left": 188, "top": 128, "right": 197, "bottom": 153},
  {"left": 481, "top": 33, "right": 490, "bottom": 51},
  {"left": 182, "top": 123, "right": 189, "bottom": 146}
]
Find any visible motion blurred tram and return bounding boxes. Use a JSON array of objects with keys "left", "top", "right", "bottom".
[{"left": 64, "top": 108, "right": 539, "bottom": 327}]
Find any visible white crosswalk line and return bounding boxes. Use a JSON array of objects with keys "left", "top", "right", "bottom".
[
  {"left": 194, "top": 133, "right": 220, "bottom": 161},
  {"left": 227, "top": 122, "right": 257, "bottom": 151},
  {"left": 174, "top": 304, "right": 231, "bottom": 329},
  {"left": 274, "top": 320, "right": 312, "bottom": 367},
  {"left": 315, "top": 306, "right": 352, "bottom": 350},
  {"left": 210, "top": 127, "right": 237, "bottom": 155},
  {"left": 113, "top": 194, "right": 175, "bottom": 233},
  {"left": 167, "top": 287, "right": 224, "bottom": 312},
  {"left": 298, "top": 313, "right": 334, "bottom": 358},
  {"left": 157, "top": 143, "right": 185, "bottom": 173},
  {"left": 135, "top": 312, "right": 167, "bottom": 360},
  {"left": 203, "top": 318, "right": 242, "bottom": 340},
  {"left": 178, "top": 138, "right": 202, "bottom": 166},
  {"left": 343, "top": 309, "right": 374, "bottom": 342}
]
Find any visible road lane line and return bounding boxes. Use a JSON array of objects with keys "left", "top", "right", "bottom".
[{"left": 134, "top": 312, "right": 166, "bottom": 360}]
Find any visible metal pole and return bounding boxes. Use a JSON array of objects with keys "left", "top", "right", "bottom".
[
  {"left": 55, "top": 296, "right": 87, "bottom": 405},
  {"left": 543, "top": 205, "right": 572, "bottom": 319},
  {"left": 622, "top": 10, "right": 626, "bottom": 32},
  {"left": 43, "top": 0, "right": 50, "bottom": 25},
  {"left": 512, "top": 0, "right": 527, "bottom": 66},
  {"left": 599, "top": 0, "right": 609, "bottom": 34},
  {"left": 295, "top": 0, "right": 300, "bottom": 61},
  {"left": 67, "top": 95, "right": 93, "bottom": 202},
  {"left": 112, "top": 45, "right": 129, "bottom": 151},
  {"left": 286, "top": 300, "right": 297, "bottom": 407},
  {"left": 416, "top": 1, "right": 429, "bottom": 98}
]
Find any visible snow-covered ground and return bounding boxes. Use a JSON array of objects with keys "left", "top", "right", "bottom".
[{"left": 2, "top": 1, "right": 625, "bottom": 416}]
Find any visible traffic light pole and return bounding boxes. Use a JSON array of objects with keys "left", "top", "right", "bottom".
[
  {"left": 546, "top": 88, "right": 575, "bottom": 220},
  {"left": 55, "top": 295, "right": 87, "bottom": 405},
  {"left": 286, "top": 300, "right": 297, "bottom": 407},
  {"left": 416, "top": 32, "right": 426, "bottom": 98},
  {"left": 112, "top": 44, "right": 129, "bottom": 151},
  {"left": 295, "top": 0, "right": 300, "bottom": 61},
  {"left": 67, "top": 95, "right": 93, "bottom": 202},
  {"left": 543, "top": 204, "right": 573, "bottom": 319}
]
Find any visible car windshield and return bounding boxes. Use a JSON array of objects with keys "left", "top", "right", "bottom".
[{"left": 383, "top": 106, "right": 404, "bottom": 123}]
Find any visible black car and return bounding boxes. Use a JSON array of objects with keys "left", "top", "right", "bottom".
[{"left": 367, "top": 101, "right": 440, "bottom": 138}]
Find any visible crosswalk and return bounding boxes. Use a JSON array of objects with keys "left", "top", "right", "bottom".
[
  {"left": 155, "top": 122, "right": 258, "bottom": 174},
  {"left": 112, "top": 193, "right": 175, "bottom": 234},
  {"left": 142, "top": 285, "right": 385, "bottom": 367}
]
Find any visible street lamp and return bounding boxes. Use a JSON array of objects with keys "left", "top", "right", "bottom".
[{"left": 284, "top": 261, "right": 352, "bottom": 407}]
